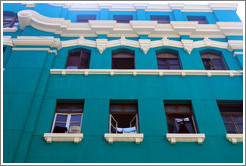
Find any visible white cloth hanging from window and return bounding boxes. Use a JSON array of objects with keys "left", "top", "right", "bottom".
[{"left": 123, "top": 126, "right": 137, "bottom": 134}]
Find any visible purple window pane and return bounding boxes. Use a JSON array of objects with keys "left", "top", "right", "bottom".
[
  {"left": 71, "top": 105, "right": 83, "bottom": 112},
  {"left": 79, "top": 53, "right": 90, "bottom": 69},
  {"left": 222, "top": 115, "right": 233, "bottom": 123},
  {"left": 169, "top": 65, "right": 181, "bottom": 69},
  {"left": 69, "top": 123, "right": 81, "bottom": 127},
  {"left": 67, "top": 54, "right": 80, "bottom": 69},
  {"left": 234, "top": 116, "right": 243, "bottom": 123},
  {"left": 57, "top": 105, "right": 69, "bottom": 112},
  {"left": 225, "top": 124, "right": 237, "bottom": 133},
  {"left": 55, "top": 122, "right": 66, "bottom": 128},
  {"left": 157, "top": 59, "right": 168, "bottom": 69},
  {"left": 168, "top": 59, "right": 179, "bottom": 65},
  {"left": 56, "top": 114, "right": 68, "bottom": 122},
  {"left": 71, "top": 114, "right": 82, "bottom": 122},
  {"left": 237, "top": 124, "right": 243, "bottom": 133}
]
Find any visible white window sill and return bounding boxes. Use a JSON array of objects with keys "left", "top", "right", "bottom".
[
  {"left": 43, "top": 133, "right": 83, "bottom": 143},
  {"left": 104, "top": 133, "right": 144, "bottom": 144},
  {"left": 3, "top": 28, "right": 18, "bottom": 32},
  {"left": 166, "top": 133, "right": 205, "bottom": 144},
  {"left": 226, "top": 134, "right": 243, "bottom": 144}
]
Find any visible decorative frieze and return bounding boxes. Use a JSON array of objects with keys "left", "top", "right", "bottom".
[
  {"left": 96, "top": 39, "right": 108, "bottom": 54},
  {"left": 138, "top": 39, "right": 151, "bottom": 54}
]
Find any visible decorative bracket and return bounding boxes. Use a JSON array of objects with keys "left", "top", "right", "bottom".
[
  {"left": 96, "top": 39, "right": 108, "bottom": 54},
  {"left": 181, "top": 39, "right": 194, "bottom": 54},
  {"left": 139, "top": 39, "right": 151, "bottom": 54}
]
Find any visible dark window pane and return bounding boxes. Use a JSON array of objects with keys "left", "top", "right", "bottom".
[
  {"left": 56, "top": 114, "right": 68, "bottom": 122},
  {"left": 169, "top": 65, "right": 181, "bottom": 69},
  {"left": 237, "top": 124, "right": 243, "bottom": 133},
  {"left": 79, "top": 53, "right": 90, "bottom": 69},
  {"left": 150, "top": 16, "right": 170, "bottom": 24},
  {"left": 57, "top": 105, "right": 69, "bottom": 112},
  {"left": 125, "top": 105, "right": 137, "bottom": 112},
  {"left": 71, "top": 105, "right": 83, "bottom": 112},
  {"left": 112, "top": 58, "right": 134, "bottom": 69},
  {"left": 55, "top": 122, "right": 66, "bottom": 128},
  {"left": 71, "top": 114, "right": 82, "bottom": 122},
  {"left": 77, "top": 15, "right": 96, "bottom": 23},
  {"left": 66, "top": 53, "right": 80, "bottom": 69},
  {"left": 222, "top": 115, "right": 233, "bottom": 123},
  {"left": 69, "top": 122, "right": 81, "bottom": 127},
  {"left": 234, "top": 116, "right": 243, "bottom": 124},
  {"left": 157, "top": 59, "right": 168, "bottom": 69},
  {"left": 225, "top": 124, "right": 237, "bottom": 133},
  {"left": 187, "top": 16, "right": 207, "bottom": 24},
  {"left": 111, "top": 105, "right": 123, "bottom": 112},
  {"left": 168, "top": 59, "right": 179, "bottom": 65},
  {"left": 113, "top": 15, "right": 133, "bottom": 23}
]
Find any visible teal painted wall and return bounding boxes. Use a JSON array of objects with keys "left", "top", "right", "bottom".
[{"left": 3, "top": 3, "right": 243, "bottom": 163}]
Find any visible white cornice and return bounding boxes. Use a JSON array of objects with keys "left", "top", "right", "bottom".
[
  {"left": 17, "top": 10, "right": 243, "bottom": 38},
  {"left": 50, "top": 69, "right": 243, "bottom": 77},
  {"left": 12, "top": 47, "right": 57, "bottom": 55},
  {"left": 3, "top": 28, "right": 18, "bottom": 32},
  {"left": 4, "top": 36, "right": 243, "bottom": 55},
  {"left": 47, "top": 3, "right": 237, "bottom": 12}
]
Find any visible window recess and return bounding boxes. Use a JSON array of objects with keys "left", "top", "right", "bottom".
[
  {"left": 77, "top": 15, "right": 96, "bottom": 23},
  {"left": 157, "top": 52, "right": 181, "bottom": 70},
  {"left": 164, "top": 102, "right": 205, "bottom": 144},
  {"left": 104, "top": 102, "right": 143, "bottom": 144},
  {"left": 3, "top": 12, "right": 19, "bottom": 28},
  {"left": 187, "top": 16, "right": 208, "bottom": 24},
  {"left": 150, "top": 15, "right": 170, "bottom": 24},
  {"left": 44, "top": 102, "right": 84, "bottom": 143},
  {"left": 66, "top": 50, "right": 91, "bottom": 69},
  {"left": 113, "top": 15, "right": 133, "bottom": 23},
  {"left": 201, "top": 52, "right": 227, "bottom": 70},
  {"left": 111, "top": 51, "right": 135, "bottom": 69}
]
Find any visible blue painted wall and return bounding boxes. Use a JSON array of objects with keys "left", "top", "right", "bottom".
[{"left": 3, "top": 3, "right": 243, "bottom": 163}]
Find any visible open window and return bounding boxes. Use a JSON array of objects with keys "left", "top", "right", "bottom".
[
  {"left": 156, "top": 51, "right": 181, "bottom": 69},
  {"left": 200, "top": 51, "right": 227, "bottom": 70},
  {"left": 3, "top": 11, "right": 18, "bottom": 28},
  {"left": 77, "top": 15, "right": 96, "bottom": 23},
  {"left": 111, "top": 50, "right": 135, "bottom": 69},
  {"left": 187, "top": 16, "right": 208, "bottom": 24},
  {"left": 150, "top": 15, "right": 170, "bottom": 24},
  {"left": 109, "top": 101, "right": 139, "bottom": 134},
  {"left": 218, "top": 103, "right": 243, "bottom": 134},
  {"left": 51, "top": 102, "right": 84, "bottom": 133},
  {"left": 113, "top": 15, "right": 133, "bottom": 23},
  {"left": 66, "top": 49, "right": 91, "bottom": 69},
  {"left": 164, "top": 103, "right": 197, "bottom": 133}
]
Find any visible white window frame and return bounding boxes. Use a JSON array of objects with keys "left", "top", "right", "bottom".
[{"left": 51, "top": 113, "right": 83, "bottom": 133}]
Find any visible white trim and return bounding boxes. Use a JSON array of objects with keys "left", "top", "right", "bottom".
[
  {"left": 22, "top": 3, "right": 36, "bottom": 7},
  {"left": 17, "top": 10, "right": 243, "bottom": 38},
  {"left": 233, "top": 52, "right": 243, "bottom": 57},
  {"left": 4, "top": 36, "right": 243, "bottom": 55},
  {"left": 3, "top": 28, "right": 18, "bottom": 32},
  {"left": 166, "top": 133, "right": 205, "bottom": 144},
  {"left": 12, "top": 47, "right": 57, "bottom": 55},
  {"left": 49, "top": 69, "right": 243, "bottom": 77},
  {"left": 226, "top": 134, "right": 243, "bottom": 144},
  {"left": 104, "top": 133, "right": 144, "bottom": 144},
  {"left": 43, "top": 133, "right": 83, "bottom": 143},
  {"left": 47, "top": 3, "right": 238, "bottom": 12}
]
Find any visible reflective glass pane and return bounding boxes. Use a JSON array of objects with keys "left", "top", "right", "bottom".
[
  {"left": 57, "top": 105, "right": 69, "bottom": 112},
  {"left": 71, "top": 114, "right": 82, "bottom": 122},
  {"left": 168, "top": 59, "right": 179, "bottom": 65},
  {"left": 125, "top": 105, "right": 137, "bottom": 112},
  {"left": 71, "top": 105, "right": 83, "bottom": 112},
  {"left": 225, "top": 124, "right": 237, "bottom": 133},
  {"left": 111, "top": 105, "right": 123, "bottom": 112},
  {"left": 222, "top": 115, "right": 233, "bottom": 123},
  {"left": 69, "top": 122, "right": 81, "bottom": 127},
  {"left": 213, "top": 59, "right": 222, "bottom": 65},
  {"left": 55, "top": 122, "right": 66, "bottom": 127},
  {"left": 237, "top": 124, "right": 243, "bottom": 133},
  {"left": 169, "top": 65, "right": 181, "bottom": 69},
  {"left": 214, "top": 64, "right": 224, "bottom": 70},
  {"left": 234, "top": 115, "right": 243, "bottom": 124},
  {"left": 56, "top": 114, "right": 68, "bottom": 122}
]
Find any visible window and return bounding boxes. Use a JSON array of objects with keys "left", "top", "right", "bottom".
[
  {"left": 109, "top": 102, "right": 139, "bottom": 134},
  {"left": 156, "top": 51, "right": 181, "bottom": 69},
  {"left": 66, "top": 50, "right": 91, "bottom": 69},
  {"left": 111, "top": 50, "right": 135, "bottom": 69},
  {"left": 76, "top": 15, "right": 96, "bottom": 23},
  {"left": 218, "top": 104, "right": 243, "bottom": 134},
  {"left": 3, "top": 12, "right": 18, "bottom": 28},
  {"left": 164, "top": 103, "right": 197, "bottom": 133},
  {"left": 200, "top": 52, "right": 227, "bottom": 70},
  {"left": 51, "top": 102, "right": 84, "bottom": 133},
  {"left": 113, "top": 15, "right": 133, "bottom": 23},
  {"left": 150, "top": 15, "right": 170, "bottom": 24},
  {"left": 187, "top": 16, "right": 208, "bottom": 24}
]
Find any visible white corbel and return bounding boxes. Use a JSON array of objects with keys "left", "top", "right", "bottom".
[
  {"left": 162, "top": 36, "right": 169, "bottom": 46},
  {"left": 96, "top": 39, "right": 108, "bottom": 54},
  {"left": 120, "top": 36, "right": 127, "bottom": 46},
  {"left": 138, "top": 39, "right": 151, "bottom": 54},
  {"left": 181, "top": 39, "right": 193, "bottom": 54}
]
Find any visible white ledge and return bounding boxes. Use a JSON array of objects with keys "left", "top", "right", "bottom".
[
  {"left": 226, "top": 134, "right": 243, "bottom": 144},
  {"left": 43, "top": 133, "right": 83, "bottom": 143},
  {"left": 4, "top": 35, "right": 243, "bottom": 54},
  {"left": 17, "top": 10, "right": 243, "bottom": 38},
  {"left": 166, "top": 133, "right": 205, "bottom": 144},
  {"left": 3, "top": 28, "right": 18, "bottom": 32},
  {"left": 48, "top": 3, "right": 238, "bottom": 12},
  {"left": 104, "top": 133, "right": 144, "bottom": 144},
  {"left": 50, "top": 69, "right": 243, "bottom": 77}
]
